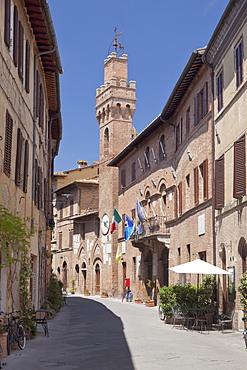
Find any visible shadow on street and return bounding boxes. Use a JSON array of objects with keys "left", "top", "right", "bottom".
[{"left": 5, "top": 296, "right": 135, "bottom": 370}]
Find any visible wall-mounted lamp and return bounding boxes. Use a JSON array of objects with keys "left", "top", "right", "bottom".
[{"left": 187, "top": 149, "right": 192, "bottom": 161}]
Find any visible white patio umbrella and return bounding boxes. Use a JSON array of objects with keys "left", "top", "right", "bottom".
[{"left": 169, "top": 259, "right": 231, "bottom": 275}]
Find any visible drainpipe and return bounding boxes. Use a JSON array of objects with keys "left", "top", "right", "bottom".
[{"left": 202, "top": 55, "right": 216, "bottom": 266}]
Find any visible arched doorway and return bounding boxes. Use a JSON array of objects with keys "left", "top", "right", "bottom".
[
  {"left": 75, "top": 264, "right": 79, "bottom": 292},
  {"left": 62, "top": 261, "right": 67, "bottom": 290},
  {"left": 95, "top": 263, "right": 100, "bottom": 294},
  {"left": 82, "top": 262, "right": 87, "bottom": 292}
]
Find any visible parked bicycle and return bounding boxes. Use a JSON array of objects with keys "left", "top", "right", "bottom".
[
  {"left": 4, "top": 311, "right": 26, "bottom": 355},
  {"left": 242, "top": 309, "right": 247, "bottom": 349}
]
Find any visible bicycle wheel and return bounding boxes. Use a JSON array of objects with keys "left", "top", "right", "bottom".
[
  {"left": 7, "top": 329, "right": 12, "bottom": 355},
  {"left": 158, "top": 305, "right": 165, "bottom": 320},
  {"left": 17, "top": 325, "right": 26, "bottom": 350}
]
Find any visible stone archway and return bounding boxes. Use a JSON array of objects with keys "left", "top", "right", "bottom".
[
  {"left": 62, "top": 261, "right": 67, "bottom": 290},
  {"left": 82, "top": 262, "right": 87, "bottom": 292},
  {"left": 95, "top": 263, "right": 100, "bottom": 295}
]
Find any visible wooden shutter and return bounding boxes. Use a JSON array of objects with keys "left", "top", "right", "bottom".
[
  {"left": 36, "top": 72, "right": 40, "bottom": 118},
  {"left": 236, "top": 41, "right": 243, "bottom": 88},
  {"left": 233, "top": 137, "right": 246, "bottom": 198},
  {"left": 203, "top": 82, "right": 208, "bottom": 117},
  {"left": 15, "top": 128, "right": 23, "bottom": 186},
  {"left": 178, "top": 181, "right": 182, "bottom": 216},
  {"left": 194, "top": 95, "right": 198, "bottom": 126},
  {"left": 18, "top": 22, "right": 24, "bottom": 82},
  {"left": 203, "top": 159, "right": 208, "bottom": 199},
  {"left": 4, "top": 111, "right": 13, "bottom": 177},
  {"left": 215, "top": 156, "right": 224, "bottom": 209},
  {"left": 25, "top": 40, "right": 30, "bottom": 93},
  {"left": 194, "top": 167, "right": 199, "bottom": 205},
  {"left": 23, "top": 140, "right": 29, "bottom": 193},
  {"left": 39, "top": 84, "right": 44, "bottom": 129},
  {"left": 13, "top": 6, "right": 18, "bottom": 66},
  {"left": 4, "top": 0, "right": 11, "bottom": 48}
]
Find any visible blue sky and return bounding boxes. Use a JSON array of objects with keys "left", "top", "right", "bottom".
[{"left": 48, "top": 0, "right": 230, "bottom": 172}]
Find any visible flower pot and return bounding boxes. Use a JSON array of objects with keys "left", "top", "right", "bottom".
[
  {"left": 101, "top": 294, "right": 108, "bottom": 298},
  {"left": 84, "top": 292, "right": 90, "bottom": 296},
  {"left": 145, "top": 300, "right": 155, "bottom": 307},
  {"left": 134, "top": 299, "right": 143, "bottom": 304}
]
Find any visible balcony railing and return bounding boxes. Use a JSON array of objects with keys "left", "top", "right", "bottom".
[{"left": 137, "top": 216, "right": 170, "bottom": 240}]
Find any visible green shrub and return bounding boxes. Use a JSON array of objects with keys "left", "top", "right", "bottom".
[
  {"left": 47, "top": 273, "right": 64, "bottom": 312},
  {"left": 238, "top": 271, "right": 247, "bottom": 308}
]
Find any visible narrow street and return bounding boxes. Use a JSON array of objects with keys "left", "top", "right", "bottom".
[{"left": 4, "top": 296, "right": 247, "bottom": 370}]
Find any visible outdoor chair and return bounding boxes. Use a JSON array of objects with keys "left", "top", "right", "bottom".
[
  {"left": 217, "top": 308, "right": 235, "bottom": 333},
  {"left": 171, "top": 306, "right": 187, "bottom": 329},
  {"left": 36, "top": 309, "right": 51, "bottom": 337}
]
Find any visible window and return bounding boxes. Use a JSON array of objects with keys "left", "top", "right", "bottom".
[
  {"left": 13, "top": 6, "right": 18, "bottom": 66},
  {"left": 4, "top": 0, "right": 11, "bottom": 48},
  {"left": 235, "top": 40, "right": 243, "bottom": 88},
  {"left": 23, "top": 140, "right": 29, "bottom": 193},
  {"left": 215, "top": 156, "right": 224, "bottom": 209},
  {"left": 131, "top": 161, "right": 136, "bottom": 182},
  {"left": 69, "top": 229, "right": 73, "bottom": 248},
  {"left": 175, "top": 120, "right": 181, "bottom": 150},
  {"left": 18, "top": 21, "right": 24, "bottom": 82},
  {"left": 144, "top": 147, "right": 150, "bottom": 170},
  {"left": 120, "top": 168, "right": 126, "bottom": 189},
  {"left": 104, "top": 127, "right": 109, "bottom": 158},
  {"left": 4, "top": 110, "right": 13, "bottom": 177},
  {"left": 39, "top": 84, "right": 44, "bottom": 129},
  {"left": 194, "top": 82, "right": 208, "bottom": 125},
  {"left": 199, "top": 159, "right": 208, "bottom": 200},
  {"left": 178, "top": 181, "right": 182, "bottom": 216},
  {"left": 15, "top": 128, "right": 23, "bottom": 186},
  {"left": 159, "top": 135, "right": 166, "bottom": 160},
  {"left": 174, "top": 187, "right": 178, "bottom": 219},
  {"left": 58, "top": 232, "right": 62, "bottom": 250},
  {"left": 186, "top": 107, "right": 190, "bottom": 135},
  {"left": 59, "top": 202, "right": 64, "bottom": 219},
  {"left": 131, "top": 208, "right": 136, "bottom": 220},
  {"left": 25, "top": 40, "right": 30, "bottom": 93},
  {"left": 194, "top": 166, "right": 199, "bottom": 205},
  {"left": 70, "top": 199, "right": 74, "bottom": 216},
  {"left": 217, "top": 70, "right": 223, "bottom": 112},
  {"left": 233, "top": 136, "right": 246, "bottom": 198},
  {"left": 81, "top": 223, "right": 86, "bottom": 240}
]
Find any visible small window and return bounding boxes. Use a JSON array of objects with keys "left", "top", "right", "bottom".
[
  {"left": 235, "top": 40, "right": 243, "bottom": 88},
  {"left": 4, "top": 110, "right": 13, "bottom": 177},
  {"left": 233, "top": 136, "right": 246, "bottom": 198},
  {"left": 4, "top": 0, "right": 11, "bottom": 48},
  {"left": 15, "top": 128, "right": 23, "bottom": 186},
  {"left": 215, "top": 156, "right": 224, "bottom": 209},
  {"left": 131, "top": 161, "right": 136, "bottom": 182},
  {"left": 186, "top": 107, "right": 190, "bottom": 135},
  {"left": 217, "top": 70, "right": 223, "bottom": 112},
  {"left": 194, "top": 82, "right": 208, "bottom": 125}
]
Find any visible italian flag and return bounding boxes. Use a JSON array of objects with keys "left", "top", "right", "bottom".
[{"left": 110, "top": 208, "right": 122, "bottom": 233}]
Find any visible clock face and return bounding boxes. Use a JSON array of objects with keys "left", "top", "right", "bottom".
[{"left": 101, "top": 213, "right": 110, "bottom": 235}]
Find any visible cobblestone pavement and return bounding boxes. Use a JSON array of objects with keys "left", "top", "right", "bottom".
[{"left": 3, "top": 295, "right": 247, "bottom": 369}]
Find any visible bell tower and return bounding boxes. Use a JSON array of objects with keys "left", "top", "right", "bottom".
[{"left": 95, "top": 51, "right": 136, "bottom": 296}]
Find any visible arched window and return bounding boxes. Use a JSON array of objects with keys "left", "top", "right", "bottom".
[{"left": 104, "top": 127, "right": 109, "bottom": 158}]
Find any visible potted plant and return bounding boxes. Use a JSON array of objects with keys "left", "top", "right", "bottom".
[
  {"left": 69, "top": 279, "right": 75, "bottom": 294},
  {"left": 134, "top": 297, "right": 143, "bottom": 304},
  {"left": 145, "top": 298, "right": 155, "bottom": 307},
  {"left": 101, "top": 291, "right": 108, "bottom": 298},
  {"left": 84, "top": 289, "right": 90, "bottom": 296}
]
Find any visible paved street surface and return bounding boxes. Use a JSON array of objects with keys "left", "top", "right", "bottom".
[{"left": 3, "top": 295, "right": 247, "bottom": 369}]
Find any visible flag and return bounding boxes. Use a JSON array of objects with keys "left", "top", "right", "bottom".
[
  {"left": 110, "top": 208, "right": 122, "bottom": 234},
  {"left": 136, "top": 200, "right": 145, "bottom": 235},
  {"left": 115, "top": 245, "right": 122, "bottom": 263},
  {"left": 124, "top": 215, "right": 135, "bottom": 241},
  {"left": 136, "top": 199, "right": 145, "bottom": 222}
]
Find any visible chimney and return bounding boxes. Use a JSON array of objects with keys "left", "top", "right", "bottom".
[{"left": 77, "top": 160, "right": 88, "bottom": 169}]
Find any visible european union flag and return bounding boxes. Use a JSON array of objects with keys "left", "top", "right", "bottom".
[{"left": 124, "top": 215, "right": 134, "bottom": 241}]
